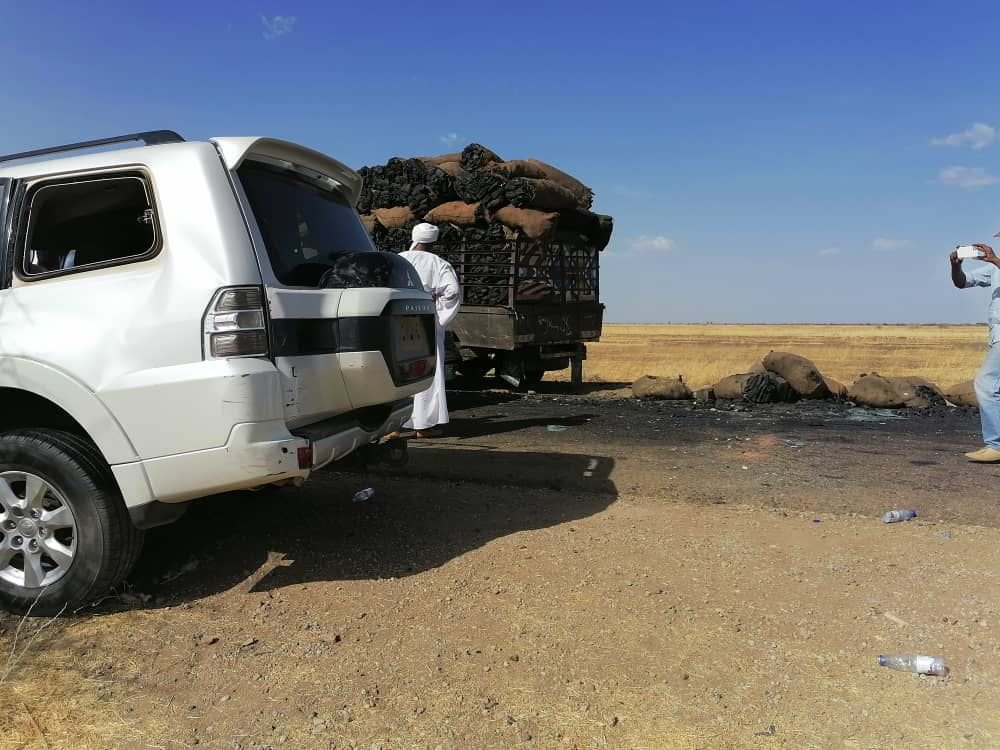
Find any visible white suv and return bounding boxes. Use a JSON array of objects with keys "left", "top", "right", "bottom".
[{"left": 0, "top": 131, "right": 436, "bottom": 614}]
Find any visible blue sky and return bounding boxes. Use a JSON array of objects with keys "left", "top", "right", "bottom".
[{"left": 4, "top": 1, "right": 1000, "bottom": 323}]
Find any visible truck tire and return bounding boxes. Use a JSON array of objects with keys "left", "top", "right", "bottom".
[{"left": 0, "top": 429, "right": 144, "bottom": 616}]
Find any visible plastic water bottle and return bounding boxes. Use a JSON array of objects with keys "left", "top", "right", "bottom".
[
  {"left": 881, "top": 509, "right": 917, "bottom": 523},
  {"left": 352, "top": 487, "right": 375, "bottom": 503},
  {"left": 878, "top": 654, "right": 948, "bottom": 676}
]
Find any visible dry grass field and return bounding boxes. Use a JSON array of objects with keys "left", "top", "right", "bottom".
[{"left": 572, "top": 324, "right": 987, "bottom": 390}]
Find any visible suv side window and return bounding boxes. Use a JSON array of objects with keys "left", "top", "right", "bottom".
[{"left": 17, "top": 173, "right": 160, "bottom": 279}]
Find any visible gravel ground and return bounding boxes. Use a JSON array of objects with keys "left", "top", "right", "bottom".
[{"left": 2, "top": 388, "right": 999, "bottom": 749}]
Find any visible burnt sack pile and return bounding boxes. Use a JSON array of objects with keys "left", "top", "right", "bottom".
[
  {"left": 356, "top": 144, "right": 613, "bottom": 306},
  {"left": 632, "top": 351, "right": 978, "bottom": 410}
]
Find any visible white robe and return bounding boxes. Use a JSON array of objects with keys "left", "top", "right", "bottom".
[{"left": 399, "top": 250, "right": 461, "bottom": 430}]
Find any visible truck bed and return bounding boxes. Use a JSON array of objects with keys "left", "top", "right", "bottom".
[{"left": 452, "top": 300, "right": 604, "bottom": 351}]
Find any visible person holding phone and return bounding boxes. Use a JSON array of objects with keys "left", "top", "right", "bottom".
[{"left": 951, "top": 240, "right": 1000, "bottom": 462}]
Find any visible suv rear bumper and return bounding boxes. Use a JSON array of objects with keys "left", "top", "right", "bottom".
[
  {"left": 119, "top": 399, "right": 412, "bottom": 522},
  {"left": 292, "top": 399, "right": 412, "bottom": 468}
]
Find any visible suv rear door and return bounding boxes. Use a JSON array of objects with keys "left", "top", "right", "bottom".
[{"left": 213, "top": 138, "right": 436, "bottom": 430}]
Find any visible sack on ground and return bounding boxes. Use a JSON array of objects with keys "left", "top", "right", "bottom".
[
  {"left": 886, "top": 377, "right": 946, "bottom": 409},
  {"left": 894, "top": 376, "right": 943, "bottom": 397},
  {"left": 714, "top": 372, "right": 798, "bottom": 403},
  {"left": 713, "top": 373, "right": 752, "bottom": 400},
  {"left": 763, "top": 351, "right": 830, "bottom": 399},
  {"left": 848, "top": 374, "right": 907, "bottom": 408},
  {"left": 944, "top": 380, "right": 978, "bottom": 407},
  {"left": 823, "top": 376, "right": 848, "bottom": 399},
  {"left": 770, "top": 374, "right": 798, "bottom": 403},
  {"left": 632, "top": 375, "right": 692, "bottom": 400},
  {"left": 744, "top": 372, "right": 798, "bottom": 403}
]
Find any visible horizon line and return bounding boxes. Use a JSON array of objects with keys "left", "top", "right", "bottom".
[{"left": 603, "top": 321, "right": 988, "bottom": 326}]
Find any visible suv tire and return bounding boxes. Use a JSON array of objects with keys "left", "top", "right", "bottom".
[{"left": 0, "top": 429, "right": 143, "bottom": 615}]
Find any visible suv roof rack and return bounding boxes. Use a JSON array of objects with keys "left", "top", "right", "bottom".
[{"left": 0, "top": 130, "right": 185, "bottom": 165}]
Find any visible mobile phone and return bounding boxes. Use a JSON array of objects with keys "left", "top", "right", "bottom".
[{"left": 957, "top": 245, "right": 985, "bottom": 259}]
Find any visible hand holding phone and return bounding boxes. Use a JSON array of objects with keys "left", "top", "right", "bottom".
[{"left": 956, "top": 245, "right": 986, "bottom": 259}]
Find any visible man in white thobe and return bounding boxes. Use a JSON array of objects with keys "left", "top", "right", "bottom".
[{"left": 398, "top": 223, "right": 461, "bottom": 437}]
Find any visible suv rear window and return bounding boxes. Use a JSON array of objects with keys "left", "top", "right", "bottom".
[
  {"left": 21, "top": 174, "right": 158, "bottom": 277},
  {"left": 238, "top": 161, "right": 376, "bottom": 287}
]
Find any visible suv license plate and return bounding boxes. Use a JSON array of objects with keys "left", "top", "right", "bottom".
[{"left": 395, "top": 316, "right": 431, "bottom": 360}]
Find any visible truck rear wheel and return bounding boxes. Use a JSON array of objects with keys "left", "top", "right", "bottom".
[{"left": 0, "top": 429, "right": 143, "bottom": 615}]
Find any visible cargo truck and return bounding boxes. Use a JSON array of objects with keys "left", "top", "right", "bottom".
[{"left": 377, "top": 231, "right": 607, "bottom": 388}]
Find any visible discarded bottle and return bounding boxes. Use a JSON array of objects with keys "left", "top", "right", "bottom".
[
  {"left": 878, "top": 654, "right": 949, "bottom": 676},
  {"left": 352, "top": 487, "right": 375, "bottom": 503},
  {"left": 881, "top": 509, "right": 917, "bottom": 523}
]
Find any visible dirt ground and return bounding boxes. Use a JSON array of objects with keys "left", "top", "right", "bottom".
[{"left": 3, "top": 386, "right": 1000, "bottom": 749}]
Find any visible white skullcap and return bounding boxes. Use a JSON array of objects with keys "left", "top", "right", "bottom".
[{"left": 409, "top": 222, "right": 440, "bottom": 250}]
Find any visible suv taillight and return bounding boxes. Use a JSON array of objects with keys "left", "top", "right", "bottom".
[{"left": 203, "top": 286, "right": 268, "bottom": 359}]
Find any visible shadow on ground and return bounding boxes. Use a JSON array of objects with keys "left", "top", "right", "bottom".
[
  {"left": 442, "top": 412, "right": 597, "bottom": 439},
  {"left": 126, "top": 447, "right": 616, "bottom": 607},
  {"left": 447, "top": 380, "right": 630, "bottom": 397},
  {"left": 442, "top": 388, "right": 600, "bottom": 438}
]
